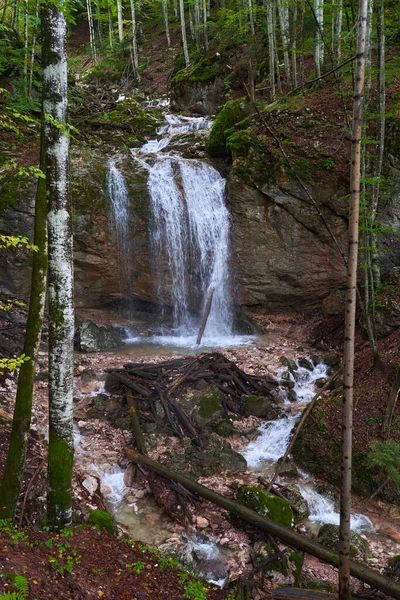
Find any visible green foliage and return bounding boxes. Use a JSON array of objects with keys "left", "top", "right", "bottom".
[
  {"left": 86, "top": 509, "right": 117, "bottom": 535},
  {"left": 126, "top": 561, "right": 146, "bottom": 574},
  {"left": 0, "top": 235, "right": 37, "bottom": 251},
  {"left": 182, "top": 579, "right": 208, "bottom": 600},
  {"left": 367, "top": 440, "right": 400, "bottom": 484},
  {"left": 0, "top": 574, "right": 29, "bottom": 600},
  {"left": 48, "top": 543, "right": 81, "bottom": 576}
]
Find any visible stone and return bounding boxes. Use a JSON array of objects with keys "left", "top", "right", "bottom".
[
  {"left": 316, "top": 523, "right": 369, "bottom": 559},
  {"left": 283, "top": 488, "right": 310, "bottom": 523},
  {"left": 323, "top": 351, "right": 340, "bottom": 367},
  {"left": 251, "top": 540, "right": 303, "bottom": 586},
  {"left": 124, "top": 463, "right": 136, "bottom": 487},
  {"left": 75, "top": 319, "right": 124, "bottom": 353},
  {"left": 298, "top": 357, "right": 313, "bottom": 371},
  {"left": 240, "top": 394, "right": 283, "bottom": 419},
  {"left": 196, "top": 516, "right": 209, "bottom": 529},
  {"left": 279, "top": 356, "right": 298, "bottom": 372},
  {"left": 236, "top": 486, "right": 294, "bottom": 528},
  {"left": 82, "top": 475, "right": 98, "bottom": 496},
  {"left": 216, "top": 418, "right": 234, "bottom": 436},
  {"left": 322, "top": 289, "right": 346, "bottom": 316}
]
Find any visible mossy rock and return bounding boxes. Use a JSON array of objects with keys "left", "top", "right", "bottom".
[
  {"left": 167, "top": 436, "right": 247, "bottom": 477},
  {"left": 226, "top": 129, "right": 259, "bottom": 157},
  {"left": 279, "top": 356, "right": 298, "bottom": 372},
  {"left": 205, "top": 100, "right": 245, "bottom": 157},
  {"left": 240, "top": 394, "right": 283, "bottom": 419},
  {"left": 284, "top": 488, "right": 310, "bottom": 523},
  {"left": 87, "top": 509, "right": 117, "bottom": 535},
  {"left": 236, "top": 486, "right": 294, "bottom": 528},
  {"left": 251, "top": 540, "right": 303, "bottom": 585},
  {"left": 317, "top": 524, "right": 369, "bottom": 559},
  {"left": 197, "top": 393, "right": 222, "bottom": 424},
  {"left": 216, "top": 418, "right": 234, "bottom": 436},
  {"left": 298, "top": 357, "right": 313, "bottom": 371},
  {"left": 171, "top": 54, "right": 225, "bottom": 88}
]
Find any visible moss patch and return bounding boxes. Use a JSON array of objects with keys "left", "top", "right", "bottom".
[
  {"left": 87, "top": 509, "right": 117, "bottom": 535},
  {"left": 205, "top": 100, "right": 245, "bottom": 157},
  {"left": 236, "top": 486, "right": 293, "bottom": 527},
  {"left": 171, "top": 54, "right": 225, "bottom": 88}
]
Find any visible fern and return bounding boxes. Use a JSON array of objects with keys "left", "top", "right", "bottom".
[
  {"left": 368, "top": 439, "right": 400, "bottom": 484},
  {"left": 0, "top": 574, "right": 29, "bottom": 600}
]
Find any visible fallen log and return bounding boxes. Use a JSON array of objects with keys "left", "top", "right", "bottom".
[
  {"left": 124, "top": 449, "right": 400, "bottom": 599},
  {"left": 125, "top": 387, "right": 146, "bottom": 454},
  {"left": 196, "top": 287, "right": 214, "bottom": 345}
]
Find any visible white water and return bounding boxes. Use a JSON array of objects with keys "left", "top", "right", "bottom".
[
  {"left": 139, "top": 114, "right": 213, "bottom": 153},
  {"left": 106, "top": 162, "right": 132, "bottom": 295},
  {"left": 242, "top": 360, "right": 375, "bottom": 534}
]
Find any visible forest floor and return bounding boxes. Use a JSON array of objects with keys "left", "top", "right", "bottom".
[{"left": 1, "top": 307, "right": 400, "bottom": 599}]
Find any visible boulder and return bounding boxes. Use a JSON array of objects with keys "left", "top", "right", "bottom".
[
  {"left": 298, "top": 357, "right": 313, "bottom": 371},
  {"left": 236, "top": 486, "right": 294, "bottom": 528},
  {"left": 167, "top": 436, "right": 247, "bottom": 477},
  {"left": 279, "top": 356, "right": 298, "bottom": 372},
  {"left": 75, "top": 319, "right": 124, "bottom": 352},
  {"left": 251, "top": 540, "right": 303, "bottom": 586},
  {"left": 316, "top": 523, "right": 369, "bottom": 559},
  {"left": 240, "top": 394, "right": 284, "bottom": 419}
]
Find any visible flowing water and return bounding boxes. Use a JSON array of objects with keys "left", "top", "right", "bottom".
[
  {"left": 241, "top": 360, "right": 374, "bottom": 534},
  {"left": 106, "top": 162, "right": 133, "bottom": 297},
  {"left": 126, "top": 112, "right": 253, "bottom": 348}
]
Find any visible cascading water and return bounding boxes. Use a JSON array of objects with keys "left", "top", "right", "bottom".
[
  {"left": 129, "top": 112, "right": 241, "bottom": 346},
  {"left": 241, "top": 360, "right": 375, "bottom": 534},
  {"left": 147, "top": 157, "right": 232, "bottom": 337},
  {"left": 106, "top": 162, "right": 132, "bottom": 297}
]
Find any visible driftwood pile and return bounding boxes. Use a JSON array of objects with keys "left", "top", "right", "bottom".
[{"left": 106, "top": 352, "right": 279, "bottom": 445}]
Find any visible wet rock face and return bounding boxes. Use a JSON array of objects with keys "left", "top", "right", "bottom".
[
  {"left": 316, "top": 523, "right": 369, "bottom": 559},
  {"left": 240, "top": 393, "right": 284, "bottom": 419}
]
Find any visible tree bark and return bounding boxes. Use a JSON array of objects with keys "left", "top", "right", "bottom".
[
  {"left": 0, "top": 132, "right": 47, "bottom": 520},
  {"left": 42, "top": 4, "right": 74, "bottom": 530},
  {"left": 196, "top": 287, "right": 214, "bottom": 345},
  {"left": 125, "top": 449, "right": 400, "bottom": 600},
  {"left": 339, "top": 1, "right": 368, "bottom": 597},
  {"left": 117, "top": 0, "right": 124, "bottom": 42},
  {"left": 180, "top": 0, "right": 190, "bottom": 66}
]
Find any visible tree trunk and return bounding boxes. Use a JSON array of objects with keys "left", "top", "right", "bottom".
[
  {"left": 339, "top": 0, "right": 368, "bottom": 597},
  {"left": 125, "top": 449, "right": 400, "bottom": 600},
  {"left": 42, "top": 3, "right": 74, "bottom": 531},
  {"left": 86, "top": 0, "right": 98, "bottom": 63},
  {"left": 277, "top": 0, "right": 291, "bottom": 86},
  {"left": 0, "top": 134, "right": 47, "bottom": 520},
  {"left": 162, "top": 0, "right": 171, "bottom": 44},
  {"left": 117, "top": 0, "right": 124, "bottom": 43},
  {"left": 314, "top": 0, "right": 324, "bottom": 78},
  {"left": 179, "top": 0, "right": 189, "bottom": 66},
  {"left": 196, "top": 287, "right": 214, "bottom": 345},
  {"left": 265, "top": 0, "right": 276, "bottom": 99},
  {"left": 108, "top": 0, "right": 114, "bottom": 48},
  {"left": 129, "top": 0, "right": 140, "bottom": 78}
]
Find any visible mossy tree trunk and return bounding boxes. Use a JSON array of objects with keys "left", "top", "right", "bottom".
[
  {"left": 0, "top": 133, "right": 47, "bottom": 521},
  {"left": 339, "top": 1, "right": 368, "bottom": 598},
  {"left": 42, "top": 3, "right": 74, "bottom": 531}
]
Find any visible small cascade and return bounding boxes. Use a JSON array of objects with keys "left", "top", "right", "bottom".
[
  {"left": 241, "top": 359, "right": 375, "bottom": 535},
  {"left": 106, "top": 162, "right": 132, "bottom": 297}
]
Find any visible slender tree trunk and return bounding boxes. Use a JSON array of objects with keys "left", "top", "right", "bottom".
[
  {"left": 23, "top": 0, "right": 28, "bottom": 96},
  {"left": 28, "top": 0, "right": 39, "bottom": 98},
  {"left": 203, "top": 0, "right": 209, "bottom": 50},
  {"left": 42, "top": 3, "right": 74, "bottom": 531},
  {"left": 86, "top": 0, "right": 97, "bottom": 63},
  {"left": 265, "top": 0, "right": 276, "bottom": 99},
  {"left": 291, "top": 3, "right": 298, "bottom": 87},
  {"left": 277, "top": 0, "right": 291, "bottom": 86},
  {"left": 272, "top": 0, "right": 282, "bottom": 92},
  {"left": 162, "top": 0, "right": 171, "bottom": 45},
  {"left": 0, "top": 134, "right": 47, "bottom": 521},
  {"left": 314, "top": 0, "right": 324, "bottom": 78},
  {"left": 336, "top": 0, "right": 343, "bottom": 60},
  {"left": 95, "top": 0, "right": 104, "bottom": 49},
  {"left": 117, "top": 0, "right": 124, "bottom": 42},
  {"left": 179, "top": 0, "right": 189, "bottom": 66},
  {"left": 248, "top": 0, "right": 255, "bottom": 34},
  {"left": 108, "top": 0, "right": 114, "bottom": 48},
  {"left": 129, "top": 0, "right": 139, "bottom": 78},
  {"left": 339, "top": 0, "right": 368, "bottom": 597}
]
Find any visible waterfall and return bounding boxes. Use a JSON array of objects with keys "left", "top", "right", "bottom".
[
  {"left": 147, "top": 156, "right": 233, "bottom": 337},
  {"left": 106, "top": 162, "right": 132, "bottom": 297}
]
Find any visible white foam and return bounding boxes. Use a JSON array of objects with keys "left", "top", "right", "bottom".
[{"left": 243, "top": 415, "right": 298, "bottom": 468}]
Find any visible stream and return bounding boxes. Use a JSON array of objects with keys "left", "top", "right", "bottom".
[{"left": 73, "top": 106, "right": 397, "bottom": 587}]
